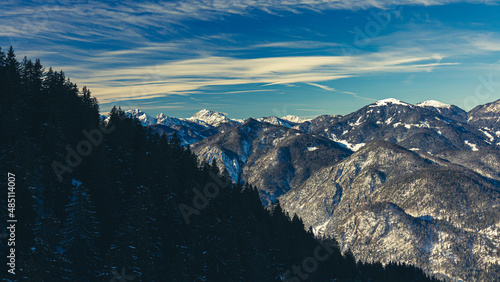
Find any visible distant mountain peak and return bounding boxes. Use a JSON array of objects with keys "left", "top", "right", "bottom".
[
  {"left": 188, "top": 109, "right": 231, "bottom": 126},
  {"left": 125, "top": 109, "right": 157, "bottom": 126},
  {"left": 281, "top": 115, "right": 306, "bottom": 123},
  {"left": 371, "top": 98, "right": 410, "bottom": 107},
  {"left": 257, "top": 116, "right": 295, "bottom": 128},
  {"left": 128, "top": 108, "right": 144, "bottom": 114},
  {"left": 243, "top": 117, "right": 259, "bottom": 125},
  {"left": 417, "top": 100, "right": 452, "bottom": 109},
  {"left": 156, "top": 113, "right": 168, "bottom": 120},
  {"left": 192, "top": 109, "right": 223, "bottom": 117}
]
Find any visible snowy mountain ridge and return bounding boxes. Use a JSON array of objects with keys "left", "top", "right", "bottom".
[
  {"left": 123, "top": 98, "right": 461, "bottom": 128},
  {"left": 120, "top": 109, "right": 312, "bottom": 127}
]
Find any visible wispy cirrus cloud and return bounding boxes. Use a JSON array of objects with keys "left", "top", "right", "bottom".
[
  {"left": 466, "top": 33, "right": 500, "bottom": 51},
  {"left": 307, "top": 82, "right": 376, "bottom": 101},
  {"left": 252, "top": 41, "right": 342, "bottom": 49},
  {"left": 78, "top": 49, "right": 454, "bottom": 103}
]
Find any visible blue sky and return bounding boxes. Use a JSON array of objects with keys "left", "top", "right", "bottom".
[{"left": 2, "top": 0, "right": 500, "bottom": 119}]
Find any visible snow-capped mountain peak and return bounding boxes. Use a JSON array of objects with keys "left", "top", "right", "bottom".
[
  {"left": 156, "top": 113, "right": 167, "bottom": 120},
  {"left": 125, "top": 109, "right": 157, "bottom": 126},
  {"left": 187, "top": 109, "right": 232, "bottom": 127},
  {"left": 371, "top": 98, "right": 410, "bottom": 107},
  {"left": 417, "top": 100, "right": 452, "bottom": 109},
  {"left": 155, "top": 113, "right": 169, "bottom": 125}
]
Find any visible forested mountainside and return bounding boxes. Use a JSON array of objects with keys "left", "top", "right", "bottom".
[{"left": 0, "top": 48, "right": 441, "bottom": 280}]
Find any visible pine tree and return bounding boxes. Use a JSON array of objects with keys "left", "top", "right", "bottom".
[
  {"left": 61, "top": 180, "right": 102, "bottom": 279},
  {"left": 27, "top": 182, "right": 65, "bottom": 279}
]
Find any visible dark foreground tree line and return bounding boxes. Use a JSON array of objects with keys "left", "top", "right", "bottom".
[{"left": 0, "top": 47, "right": 440, "bottom": 281}]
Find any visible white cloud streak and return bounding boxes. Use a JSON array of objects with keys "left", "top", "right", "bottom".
[
  {"left": 307, "top": 82, "right": 376, "bottom": 100},
  {"left": 77, "top": 50, "right": 453, "bottom": 103}
]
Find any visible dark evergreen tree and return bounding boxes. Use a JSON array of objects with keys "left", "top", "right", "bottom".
[{"left": 61, "top": 180, "right": 102, "bottom": 279}]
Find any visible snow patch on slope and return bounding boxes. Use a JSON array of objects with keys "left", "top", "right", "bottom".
[
  {"left": 330, "top": 134, "right": 365, "bottom": 151},
  {"left": 239, "top": 139, "right": 252, "bottom": 163},
  {"left": 313, "top": 216, "right": 333, "bottom": 237},
  {"left": 480, "top": 128, "right": 495, "bottom": 143},
  {"left": 464, "top": 140, "right": 479, "bottom": 151}
]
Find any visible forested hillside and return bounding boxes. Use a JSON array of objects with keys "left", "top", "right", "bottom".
[{"left": 0, "top": 47, "right": 438, "bottom": 281}]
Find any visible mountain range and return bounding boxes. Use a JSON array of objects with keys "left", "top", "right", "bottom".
[{"left": 121, "top": 98, "right": 500, "bottom": 281}]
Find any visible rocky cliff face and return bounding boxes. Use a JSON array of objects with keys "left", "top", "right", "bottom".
[{"left": 279, "top": 141, "right": 500, "bottom": 281}]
